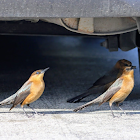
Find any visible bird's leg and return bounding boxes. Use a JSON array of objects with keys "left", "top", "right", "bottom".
[
  {"left": 27, "top": 104, "right": 38, "bottom": 115},
  {"left": 119, "top": 106, "right": 126, "bottom": 114},
  {"left": 22, "top": 107, "right": 33, "bottom": 118},
  {"left": 109, "top": 105, "right": 115, "bottom": 118},
  {"left": 27, "top": 104, "right": 45, "bottom": 116},
  {"left": 116, "top": 103, "right": 126, "bottom": 115},
  {"left": 109, "top": 102, "right": 116, "bottom": 117}
]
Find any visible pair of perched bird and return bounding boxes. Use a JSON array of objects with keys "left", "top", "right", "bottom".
[{"left": 0, "top": 59, "right": 136, "bottom": 117}]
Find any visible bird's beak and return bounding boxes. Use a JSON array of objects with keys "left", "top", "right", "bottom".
[
  {"left": 131, "top": 66, "right": 136, "bottom": 69},
  {"left": 41, "top": 67, "right": 50, "bottom": 73}
]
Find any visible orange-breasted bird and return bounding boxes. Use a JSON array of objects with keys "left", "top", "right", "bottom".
[
  {"left": 0, "top": 67, "right": 49, "bottom": 117},
  {"left": 67, "top": 59, "right": 132, "bottom": 103},
  {"left": 73, "top": 65, "right": 136, "bottom": 117}
]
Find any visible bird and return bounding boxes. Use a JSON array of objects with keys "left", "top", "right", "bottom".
[
  {"left": 0, "top": 67, "right": 49, "bottom": 117},
  {"left": 67, "top": 59, "right": 133, "bottom": 103},
  {"left": 73, "top": 65, "right": 136, "bottom": 117}
]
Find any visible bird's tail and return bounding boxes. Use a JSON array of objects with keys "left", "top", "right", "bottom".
[
  {"left": 0, "top": 94, "right": 16, "bottom": 106},
  {"left": 67, "top": 91, "right": 93, "bottom": 103},
  {"left": 73, "top": 92, "right": 106, "bottom": 112},
  {"left": 67, "top": 86, "right": 105, "bottom": 103}
]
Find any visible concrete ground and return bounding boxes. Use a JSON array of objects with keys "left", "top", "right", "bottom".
[{"left": 0, "top": 35, "right": 139, "bottom": 140}]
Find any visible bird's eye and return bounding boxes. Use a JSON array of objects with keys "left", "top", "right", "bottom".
[
  {"left": 126, "top": 67, "right": 131, "bottom": 71},
  {"left": 124, "top": 64, "right": 128, "bottom": 66},
  {"left": 36, "top": 71, "right": 40, "bottom": 74}
]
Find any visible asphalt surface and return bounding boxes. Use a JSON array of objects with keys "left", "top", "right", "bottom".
[{"left": 0, "top": 35, "right": 140, "bottom": 140}]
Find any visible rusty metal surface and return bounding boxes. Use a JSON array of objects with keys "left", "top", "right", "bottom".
[
  {"left": 62, "top": 18, "right": 79, "bottom": 29},
  {"left": 0, "top": 0, "right": 140, "bottom": 18},
  {"left": 61, "top": 17, "right": 137, "bottom": 35},
  {"left": 78, "top": 18, "right": 94, "bottom": 33}
]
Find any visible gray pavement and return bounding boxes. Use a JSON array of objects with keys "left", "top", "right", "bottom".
[{"left": 0, "top": 36, "right": 139, "bottom": 140}]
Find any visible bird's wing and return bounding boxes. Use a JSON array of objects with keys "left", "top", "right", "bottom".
[
  {"left": 10, "top": 80, "right": 32, "bottom": 110},
  {"left": 99, "top": 77, "right": 123, "bottom": 105},
  {"left": 73, "top": 78, "right": 123, "bottom": 112},
  {"left": 89, "top": 68, "right": 120, "bottom": 88}
]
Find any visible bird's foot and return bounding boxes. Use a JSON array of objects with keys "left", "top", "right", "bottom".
[
  {"left": 34, "top": 112, "right": 45, "bottom": 116},
  {"left": 120, "top": 112, "right": 127, "bottom": 116},
  {"left": 24, "top": 112, "right": 35, "bottom": 118}
]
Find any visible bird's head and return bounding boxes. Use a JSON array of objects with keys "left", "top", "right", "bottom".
[
  {"left": 29, "top": 67, "right": 49, "bottom": 82},
  {"left": 115, "top": 59, "right": 132, "bottom": 70}
]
